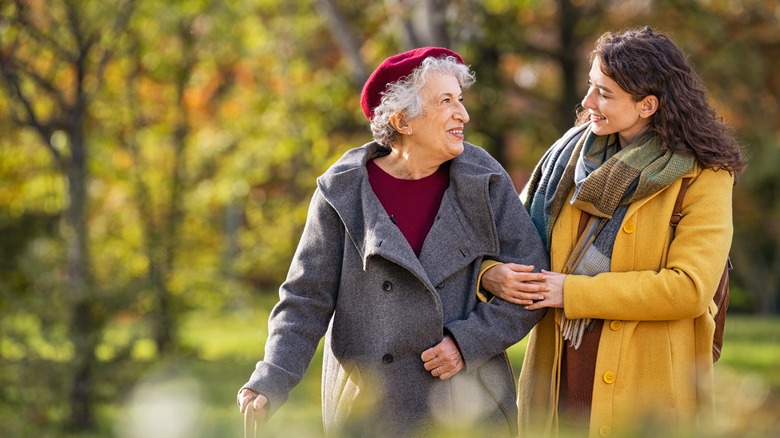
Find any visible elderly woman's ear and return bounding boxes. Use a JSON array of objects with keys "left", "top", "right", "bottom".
[{"left": 390, "top": 113, "right": 412, "bottom": 135}]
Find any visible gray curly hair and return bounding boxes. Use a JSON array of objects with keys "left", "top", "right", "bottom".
[{"left": 370, "top": 56, "right": 475, "bottom": 147}]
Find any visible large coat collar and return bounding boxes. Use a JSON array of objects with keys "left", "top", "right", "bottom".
[{"left": 316, "top": 141, "right": 503, "bottom": 287}]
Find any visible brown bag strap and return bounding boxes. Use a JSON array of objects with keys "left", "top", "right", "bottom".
[
  {"left": 669, "top": 176, "right": 732, "bottom": 362},
  {"left": 670, "top": 178, "right": 691, "bottom": 230}
]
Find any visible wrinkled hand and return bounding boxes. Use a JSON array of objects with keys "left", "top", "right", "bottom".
[
  {"left": 482, "top": 263, "right": 548, "bottom": 305},
  {"left": 524, "top": 269, "right": 565, "bottom": 310},
  {"left": 238, "top": 388, "right": 269, "bottom": 419},
  {"left": 421, "top": 335, "right": 464, "bottom": 380}
]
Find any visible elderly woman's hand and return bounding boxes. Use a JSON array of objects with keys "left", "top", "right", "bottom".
[
  {"left": 238, "top": 388, "right": 269, "bottom": 418},
  {"left": 421, "top": 335, "right": 464, "bottom": 380},
  {"left": 482, "top": 263, "right": 548, "bottom": 305}
]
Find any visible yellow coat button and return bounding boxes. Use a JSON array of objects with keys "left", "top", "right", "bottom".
[
  {"left": 603, "top": 372, "right": 616, "bottom": 384},
  {"left": 622, "top": 221, "right": 636, "bottom": 233},
  {"left": 599, "top": 425, "right": 612, "bottom": 437},
  {"left": 610, "top": 320, "right": 623, "bottom": 331}
]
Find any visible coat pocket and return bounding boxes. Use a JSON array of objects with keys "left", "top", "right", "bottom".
[
  {"left": 334, "top": 364, "right": 364, "bottom": 423},
  {"left": 428, "top": 365, "right": 512, "bottom": 434},
  {"left": 323, "top": 361, "right": 376, "bottom": 436}
]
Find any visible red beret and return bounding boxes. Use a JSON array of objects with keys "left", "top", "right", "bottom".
[{"left": 360, "top": 47, "right": 463, "bottom": 120}]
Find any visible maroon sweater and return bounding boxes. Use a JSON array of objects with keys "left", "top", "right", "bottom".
[{"left": 367, "top": 159, "right": 450, "bottom": 257}]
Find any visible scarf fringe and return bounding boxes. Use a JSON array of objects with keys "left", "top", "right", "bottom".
[{"left": 561, "top": 313, "right": 591, "bottom": 349}]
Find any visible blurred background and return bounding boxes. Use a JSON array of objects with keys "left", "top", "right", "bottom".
[{"left": 1, "top": 0, "right": 778, "bottom": 436}]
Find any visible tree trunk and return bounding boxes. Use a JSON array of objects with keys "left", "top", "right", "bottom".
[
  {"left": 64, "top": 124, "right": 98, "bottom": 432},
  {"left": 556, "top": 0, "right": 584, "bottom": 131}
]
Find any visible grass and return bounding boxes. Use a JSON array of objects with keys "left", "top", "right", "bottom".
[
  {"left": 1, "top": 294, "right": 778, "bottom": 437},
  {"left": 707, "top": 316, "right": 780, "bottom": 437},
  {"left": 181, "top": 296, "right": 780, "bottom": 437}
]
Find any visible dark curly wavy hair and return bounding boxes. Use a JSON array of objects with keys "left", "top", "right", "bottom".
[{"left": 576, "top": 26, "right": 746, "bottom": 175}]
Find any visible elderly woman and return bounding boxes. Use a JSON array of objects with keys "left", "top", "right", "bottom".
[
  {"left": 482, "top": 27, "right": 746, "bottom": 437},
  {"left": 237, "top": 47, "right": 548, "bottom": 437}
]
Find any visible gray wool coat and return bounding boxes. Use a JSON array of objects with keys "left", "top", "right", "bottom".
[{"left": 242, "top": 141, "right": 549, "bottom": 437}]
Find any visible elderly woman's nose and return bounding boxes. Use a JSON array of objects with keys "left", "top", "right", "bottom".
[{"left": 455, "top": 100, "right": 470, "bottom": 123}]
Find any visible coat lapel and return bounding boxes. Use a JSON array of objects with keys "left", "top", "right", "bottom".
[
  {"left": 318, "top": 143, "right": 433, "bottom": 286},
  {"left": 318, "top": 141, "right": 502, "bottom": 291},
  {"left": 419, "top": 189, "right": 488, "bottom": 287},
  {"left": 419, "top": 157, "right": 500, "bottom": 287}
]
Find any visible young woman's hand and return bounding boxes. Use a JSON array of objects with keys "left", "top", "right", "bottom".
[{"left": 524, "top": 269, "right": 565, "bottom": 310}]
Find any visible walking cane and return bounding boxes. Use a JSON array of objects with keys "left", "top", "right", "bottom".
[{"left": 244, "top": 406, "right": 259, "bottom": 438}]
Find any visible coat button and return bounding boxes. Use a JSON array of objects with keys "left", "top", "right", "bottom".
[
  {"left": 436, "top": 281, "right": 445, "bottom": 289},
  {"left": 382, "top": 354, "right": 393, "bottom": 364},
  {"left": 382, "top": 281, "right": 392, "bottom": 291},
  {"left": 599, "top": 425, "right": 611, "bottom": 437},
  {"left": 622, "top": 221, "right": 636, "bottom": 233},
  {"left": 603, "top": 371, "right": 616, "bottom": 384},
  {"left": 609, "top": 320, "right": 623, "bottom": 331}
]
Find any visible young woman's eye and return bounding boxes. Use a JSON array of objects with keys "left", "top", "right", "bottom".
[{"left": 589, "top": 85, "right": 606, "bottom": 98}]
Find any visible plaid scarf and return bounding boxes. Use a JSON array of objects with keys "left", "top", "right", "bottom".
[{"left": 524, "top": 123, "right": 694, "bottom": 348}]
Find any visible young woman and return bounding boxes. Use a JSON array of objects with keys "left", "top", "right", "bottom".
[{"left": 482, "top": 27, "right": 746, "bottom": 437}]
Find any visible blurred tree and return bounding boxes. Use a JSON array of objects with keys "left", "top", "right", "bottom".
[
  {"left": 638, "top": 0, "right": 780, "bottom": 313},
  {"left": 225, "top": 1, "right": 365, "bottom": 289},
  {"left": 108, "top": 0, "right": 245, "bottom": 356},
  {"left": 0, "top": 0, "right": 136, "bottom": 431},
  {"left": 0, "top": 0, "right": 778, "bottom": 434}
]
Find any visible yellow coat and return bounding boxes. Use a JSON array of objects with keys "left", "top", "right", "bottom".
[{"left": 517, "top": 165, "right": 733, "bottom": 438}]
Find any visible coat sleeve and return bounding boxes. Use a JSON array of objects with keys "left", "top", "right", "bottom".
[
  {"left": 241, "top": 188, "right": 343, "bottom": 415},
  {"left": 564, "top": 168, "right": 734, "bottom": 321},
  {"left": 445, "top": 170, "right": 550, "bottom": 370}
]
